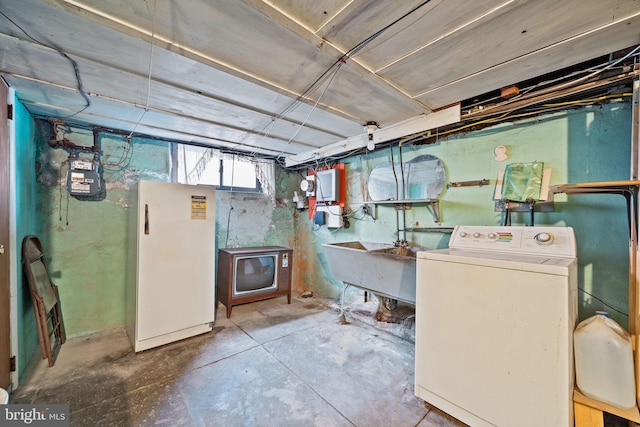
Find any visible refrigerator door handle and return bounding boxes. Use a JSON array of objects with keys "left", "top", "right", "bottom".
[{"left": 144, "top": 204, "right": 149, "bottom": 235}]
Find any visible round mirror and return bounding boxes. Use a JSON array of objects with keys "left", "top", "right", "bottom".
[{"left": 367, "top": 154, "right": 445, "bottom": 201}]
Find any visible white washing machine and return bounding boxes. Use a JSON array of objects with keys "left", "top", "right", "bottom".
[{"left": 415, "top": 225, "right": 578, "bottom": 427}]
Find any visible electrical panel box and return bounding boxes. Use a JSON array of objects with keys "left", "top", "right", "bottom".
[
  {"left": 315, "top": 169, "right": 339, "bottom": 202},
  {"left": 306, "top": 164, "right": 346, "bottom": 221},
  {"left": 316, "top": 205, "right": 343, "bottom": 228},
  {"left": 66, "top": 159, "right": 102, "bottom": 196}
]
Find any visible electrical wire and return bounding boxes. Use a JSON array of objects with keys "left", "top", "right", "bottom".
[
  {"left": 512, "top": 45, "right": 640, "bottom": 103},
  {"left": 102, "top": 135, "right": 134, "bottom": 171},
  {"left": 293, "top": 0, "right": 432, "bottom": 119},
  {"left": 291, "top": 79, "right": 632, "bottom": 176},
  {"left": 541, "top": 93, "right": 632, "bottom": 108},
  {"left": 286, "top": 44, "right": 637, "bottom": 168},
  {"left": 399, "top": 89, "right": 633, "bottom": 147},
  {"left": 579, "top": 287, "right": 628, "bottom": 317},
  {"left": 245, "top": 0, "right": 434, "bottom": 162},
  {"left": 0, "top": 9, "right": 91, "bottom": 117},
  {"left": 287, "top": 82, "right": 633, "bottom": 168},
  {"left": 266, "top": 59, "right": 345, "bottom": 159},
  {"left": 339, "top": 0, "right": 434, "bottom": 62},
  {"left": 235, "top": 57, "right": 348, "bottom": 160},
  {"left": 127, "top": 0, "right": 158, "bottom": 139},
  {"left": 58, "top": 160, "right": 69, "bottom": 225},
  {"left": 223, "top": 155, "right": 238, "bottom": 248},
  {"left": 390, "top": 45, "right": 640, "bottom": 148},
  {"left": 462, "top": 46, "right": 640, "bottom": 120}
]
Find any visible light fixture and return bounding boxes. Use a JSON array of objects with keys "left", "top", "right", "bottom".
[
  {"left": 286, "top": 105, "right": 461, "bottom": 167},
  {"left": 300, "top": 176, "right": 315, "bottom": 196},
  {"left": 292, "top": 191, "right": 305, "bottom": 210},
  {"left": 365, "top": 121, "right": 378, "bottom": 151}
]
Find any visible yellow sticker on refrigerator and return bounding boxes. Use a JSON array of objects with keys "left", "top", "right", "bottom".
[{"left": 191, "top": 195, "right": 207, "bottom": 219}]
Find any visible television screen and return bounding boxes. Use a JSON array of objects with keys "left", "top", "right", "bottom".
[{"left": 234, "top": 255, "right": 277, "bottom": 293}]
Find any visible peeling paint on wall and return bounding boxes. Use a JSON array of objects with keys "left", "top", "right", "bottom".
[
  {"left": 21, "top": 101, "right": 633, "bottom": 339},
  {"left": 31, "top": 121, "right": 301, "bottom": 336},
  {"left": 297, "top": 103, "right": 633, "bottom": 328}
]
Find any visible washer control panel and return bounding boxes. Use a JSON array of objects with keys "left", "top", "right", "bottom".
[{"left": 449, "top": 225, "right": 576, "bottom": 257}]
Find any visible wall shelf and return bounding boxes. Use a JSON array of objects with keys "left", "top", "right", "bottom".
[
  {"left": 368, "top": 199, "right": 440, "bottom": 223},
  {"left": 551, "top": 180, "right": 640, "bottom": 413}
]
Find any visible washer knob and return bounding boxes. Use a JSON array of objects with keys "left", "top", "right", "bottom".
[
  {"left": 459, "top": 232, "right": 467, "bottom": 237},
  {"left": 473, "top": 232, "right": 481, "bottom": 238},
  {"left": 535, "top": 232, "right": 553, "bottom": 244},
  {"left": 488, "top": 233, "right": 496, "bottom": 240}
]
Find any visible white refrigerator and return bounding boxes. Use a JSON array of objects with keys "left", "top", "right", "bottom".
[{"left": 127, "top": 180, "right": 216, "bottom": 352}]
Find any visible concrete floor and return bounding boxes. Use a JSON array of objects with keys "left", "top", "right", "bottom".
[{"left": 10, "top": 295, "right": 465, "bottom": 427}]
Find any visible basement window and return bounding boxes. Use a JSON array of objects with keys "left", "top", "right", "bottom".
[{"left": 176, "top": 144, "right": 274, "bottom": 196}]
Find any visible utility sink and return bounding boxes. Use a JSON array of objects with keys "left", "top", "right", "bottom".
[{"left": 322, "top": 241, "right": 422, "bottom": 304}]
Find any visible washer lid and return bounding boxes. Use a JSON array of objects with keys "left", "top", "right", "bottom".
[{"left": 418, "top": 247, "right": 575, "bottom": 274}]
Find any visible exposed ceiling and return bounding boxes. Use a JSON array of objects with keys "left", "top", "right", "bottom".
[{"left": 0, "top": 0, "right": 639, "bottom": 167}]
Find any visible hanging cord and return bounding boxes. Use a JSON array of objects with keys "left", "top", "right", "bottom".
[
  {"left": 58, "top": 160, "right": 70, "bottom": 225},
  {"left": 127, "top": 0, "right": 157, "bottom": 139},
  {"left": 252, "top": 0, "right": 434, "bottom": 159},
  {"left": 268, "top": 59, "right": 345, "bottom": 159},
  {"left": 182, "top": 145, "right": 189, "bottom": 184},
  {"left": 388, "top": 145, "right": 403, "bottom": 242},
  {"left": 240, "top": 57, "right": 346, "bottom": 159},
  {"left": 101, "top": 134, "right": 133, "bottom": 170},
  {"left": 399, "top": 143, "right": 408, "bottom": 243},
  {"left": 338, "top": 0, "right": 434, "bottom": 62},
  {"left": 514, "top": 44, "right": 640, "bottom": 102},
  {"left": 399, "top": 143, "right": 406, "bottom": 200},
  {"left": 0, "top": 10, "right": 91, "bottom": 117},
  {"left": 389, "top": 145, "right": 399, "bottom": 199},
  {"left": 358, "top": 154, "right": 376, "bottom": 220},
  {"left": 223, "top": 155, "right": 237, "bottom": 248},
  {"left": 458, "top": 45, "right": 640, "bottom": 123},
  {"left": 579, "top": 287, "right": 628, "bottom": 317}
]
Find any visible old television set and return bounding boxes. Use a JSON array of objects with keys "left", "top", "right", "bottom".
[{"left": 217, "top": 246, "right": 293, "bottom": 318}]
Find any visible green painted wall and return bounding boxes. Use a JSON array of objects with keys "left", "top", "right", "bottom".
[
  {"left": 17, "top": 100, "right": 632, "bottom": 367},
  {"left": 35, "top": 128, "right": 172, "bottom": 337},
  {"left": 32, "top": 123, "right": 298, "bottom": 339},
  {"left": 299, "top": 102, "right": 632, "bottom": 328},
  {"left": 14, "top": 98, "right": 40, "bottom": 377}
]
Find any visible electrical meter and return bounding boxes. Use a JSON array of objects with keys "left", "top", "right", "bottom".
[{"left": 66, "top": 158, "right": 102, "bottom": 197}]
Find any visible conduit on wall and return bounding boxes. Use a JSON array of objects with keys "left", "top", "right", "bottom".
[{"left": 48, "top": 123, "right": 105, "bottom": 201}]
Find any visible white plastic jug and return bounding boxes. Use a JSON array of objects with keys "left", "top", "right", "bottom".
[{"left": 574, "top": 311, "right": 636, "bottom": 410}]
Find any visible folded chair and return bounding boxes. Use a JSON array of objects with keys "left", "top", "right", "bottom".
[{"left": 22, "top": 236, "right": 66, "bottom": 367}]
